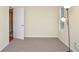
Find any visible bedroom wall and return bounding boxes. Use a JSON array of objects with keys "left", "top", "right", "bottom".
[
  {"left": 0, "top": 6, "right": 9, "bottom": 51},
  {"left": 58, "top": 6, "right": 79, "bottom": 52},
  {"left": 24, "top": 6, "right": 59, "bottom": 37}
]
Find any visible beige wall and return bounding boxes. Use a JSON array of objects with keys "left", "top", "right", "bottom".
[
  {"left": 24, "top": 6, "right": 59, "bottom": 37},
  {"left": 58, "top": 6, "right": 79, "bottom": 52},
  {"left": 0, "top": 7, "right": 9, "bottom": 51}
]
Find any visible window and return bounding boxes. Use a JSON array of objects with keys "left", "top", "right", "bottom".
[{"left": 59, "top": 7, "right": 65, "bottom": 32}]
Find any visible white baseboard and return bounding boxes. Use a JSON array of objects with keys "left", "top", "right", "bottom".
[
  {"left": 24, "top": 36, "right": 58, "bottom": 38},
  {"left": 0, "top": 42, "right": 9, "bottom": 52},
  {"left": 58, "top": 38, "right": 77, "bottom": 52}
]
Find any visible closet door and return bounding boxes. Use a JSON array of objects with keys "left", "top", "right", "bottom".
[{"left": 13, "top": 7, "right": 24, "bottom": 40}]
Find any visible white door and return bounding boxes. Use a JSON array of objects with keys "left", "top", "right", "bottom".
[{"left": 13, "top": 7, "right": 24, "bottom": 40}]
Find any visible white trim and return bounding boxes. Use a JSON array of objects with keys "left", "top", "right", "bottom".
[
  {"left": 0, "top": 42, "right": 9, "bottom": 52},
  {"left": 59, "top": 37, "right": 77, "bottom": 52},
  {"left": 25, "top": 36, "right": 58, "bottom": 38}
]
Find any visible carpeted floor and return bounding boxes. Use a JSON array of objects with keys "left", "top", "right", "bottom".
[{"left": 2, "top": 38, "right": 68, "bottom": 52}]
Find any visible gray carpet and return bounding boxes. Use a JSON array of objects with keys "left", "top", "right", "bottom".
[{"left": 2, "top": 38, "right": 68, "bottom": 52}]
